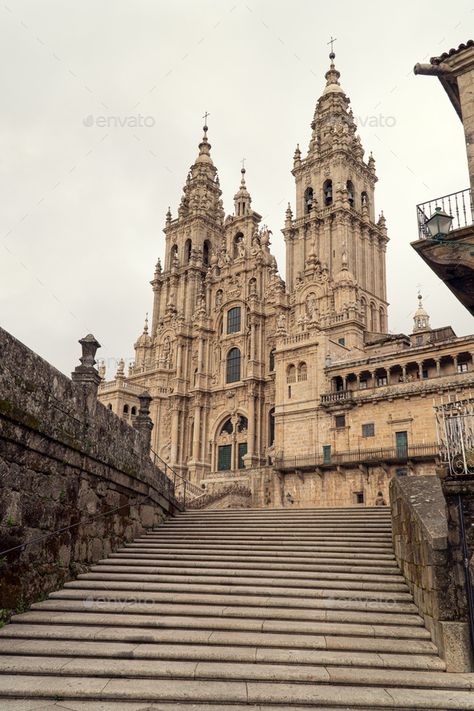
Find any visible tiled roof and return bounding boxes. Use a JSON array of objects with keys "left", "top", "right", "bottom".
[{"left": 431, "top": 39, "right": 474, "bottom": 64}]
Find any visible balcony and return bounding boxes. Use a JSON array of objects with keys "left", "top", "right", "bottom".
[
  {"left": 274, "top": 443, "right": 440, "bottom": 473},
  {"left": 412, "top": 188, "right": 474, "bottom": 315},
  {"left": 320, "top": 390, "right": 355, "bottom": 409}
]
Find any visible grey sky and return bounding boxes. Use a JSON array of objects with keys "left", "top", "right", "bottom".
[{"left": 0, "top": 0, "right": 472, "bottom": 376}]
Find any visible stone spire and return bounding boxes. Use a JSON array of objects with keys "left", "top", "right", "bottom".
[
  {"left": 413, "top": 292, "right": 431, "bottom": 333},
  {"left": 308, "top": 50, "right": 361, "bottom": 159},
  {"left": 135, "top": 313, "right": 152, "bottom": 349},
  {"left": 234, "top": 164, "right": 252, "bottom": 216},
  {"left": 177, "top": 121, "right": 224, "bottom": 224}
]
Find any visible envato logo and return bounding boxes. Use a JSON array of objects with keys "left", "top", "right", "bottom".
[
  {"left": 83, "top": 113, "right": 156, "bottom": 128},
  {"left": 83, "top": 595, "right": 156, "bottom": 609},
  {"left": 323, "top": 114, "right": 396, "bottom": 128},
  {"left": 322, "top": 592, "right": 399, "bottom": 609}
]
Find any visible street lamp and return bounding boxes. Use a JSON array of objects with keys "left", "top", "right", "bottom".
[
  {"left": 424, "top": 206, "right": 474, "bottom": 254},
  {"left": 425, "top": 206, "right": 453, "bottom": 240}
]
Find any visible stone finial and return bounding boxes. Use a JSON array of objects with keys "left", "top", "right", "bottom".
[
  {"left": 293, "top": 144, "right": 301, "bottom": 168},
  {"left": 166, "top": 207, "right": 172, "bottom": 225},
  {"left": 116, "top": 358, "right": 125, "bottom": 378},
  {"left": 98, "top": 359, "right": 106, "bottom": 380},
  {"left": 78, "top": 334, "right": 101, "bottom": 368},
  {"left": 71, "top": 334, "right": 102, "bottom": 416}
]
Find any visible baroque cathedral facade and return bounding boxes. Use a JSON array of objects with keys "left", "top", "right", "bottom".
[{"left": 99, "top": 54, "right": 474, "bottom": 508}]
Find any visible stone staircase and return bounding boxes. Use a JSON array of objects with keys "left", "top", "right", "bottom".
[{"left": 1, "top": 507, "right": 474, "bottom": 710}]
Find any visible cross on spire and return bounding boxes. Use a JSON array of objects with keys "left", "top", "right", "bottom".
[
  {"left": 203, "top": 110, "right": 210, "bottom": 126},
  {"left": 241, "top": 157, "right": 246, "bottom": 171},
  {"left": 327, "top": 36, "right": 337, "bottom": 57}
]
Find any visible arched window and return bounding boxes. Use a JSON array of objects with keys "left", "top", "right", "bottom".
[
  {"left": 269, "top": 348, "right": 275, "bottom": 372},
  {"left": 269, "top": 408, "right": 275, "bottom": 446},
  {"left": 370, "top": 303, "right": 377, "bottom": 331},
  {"left": 227, "top": 306, "right": 241, "bottom": 334},
  {"left": 123, "top": 404, "right": 129, "bottom": 414},
  {"left": 107, "top": 403, "right": 112, "bottom": 411},
  {"left": 220, "top": 418, "right": 233, "bottom": 435},
  {"left": 233, "top": 232, "right": 244, "bottom": 259},
  {"left": 238, "top": 415, "right": 248, "bottom": 432},
  {"left": 287, "top": 364, "right": 296, "bottom": 383},
  {"left": 304, "top": 187, "right": 314, "bottom": 214},
  {"left": 346, "top": 180, "right": 354, "bottom": 207},
  {"left": 170, "top": 244, "right": 178, "bottom": 268},
  {"left": 323, "top": 179, "right": 333, "bottom": 206},
  {"left": 203, "top": 240, "right": 211, "bottom": 266},
  {"left": 131, "top": 406, "right": 137, "bottom": 416},
  {"left": 226, "top": 348, "right": 241, "bottom": 383},
  {"left": 379, "top": 307, "right": 386, "bottom": 332},
  {"left": 361, "top": 191, "right": 369, "bottom": 208},
  {"left": 184, "top": 239, "right": 192, "bottom": 263},
  {"left": 298, "top": 362, "right": 307, "bottom": 381}
]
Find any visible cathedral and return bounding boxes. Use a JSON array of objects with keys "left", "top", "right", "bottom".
[{"left": 98, "top": 52, "right": 474, "bottom": 508}]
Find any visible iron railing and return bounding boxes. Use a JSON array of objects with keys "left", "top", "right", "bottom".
[
  {"left": 434, "top": 397, "right": 474, "bottom": 477},
  {"left": 416, "top": 188, "right": 473, "bottom": 240},
  {"left": 274, "top": 443, "right": 440, "bottom": 472}
]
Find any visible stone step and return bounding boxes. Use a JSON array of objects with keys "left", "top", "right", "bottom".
[
  {"left": 100, "top": 552, "right": 399, "bottom": 567},
  {"left": 57, "top": 579, "right": 412, "bottom": 600},
  {"left": 156, "top": 524, "right": 393, "bottom": 531},
  {"left": 0, "top": 637, "right": 443, "bottom": 670},
  {"left": 68, "top": 574, "right": 409, "bottom": 593},
  {"left": 0, "top": 622, "right": 438, "bottom": 654},
  {"left": 140, "top": 531, "right": 392, "bottom": 548},
  {"left": 85, "top": 566, "right": 406, "bottom": 583},
  {"left": 4, "top": 611, "right": 428, "bottom": 639},
  {"left": 39, "top": 592, "right": 419, "bottom": 613},
  {"left": 91, "top": 560, "right": 402, "bottom": 575},
  {"left": 113, "top": 542, "right": 395, "bottom": 565},
  {"left": 12, "top": 603, "right": 424, "bottom": 627},
  {"left": 0, "top": 656, "right": 468, "bottom": 688},
  {"left": 4, "top": 675, "right": 474, "bottom": 709},
  {"left": 0, "top": 623, "right": 437, "bottom": 655},
  {"left": 179, "top": 507, "right": 391, "bottom": 516}
]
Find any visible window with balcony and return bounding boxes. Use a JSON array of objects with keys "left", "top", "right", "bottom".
[{"left": 376, "top": 376, "right": 388, "bottom": 386}]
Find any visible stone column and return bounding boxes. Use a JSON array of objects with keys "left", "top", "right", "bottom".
[
  {"left": 134, "top": 391, "right": 154, "bottom": 453},
  {"left": 436, "top": 359, "right": 441, "bottom": 377},
  {"left": 192, "top": 402, "right": 201, "bottom": 462},
  {"left": 170, "top": 403, "right": 180, "bottom": 466}
]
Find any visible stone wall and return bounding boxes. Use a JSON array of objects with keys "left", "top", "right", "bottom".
[
  {"left": 0, "top": 327, "right": 179, "bottom": 617},
  {"left": 390, "top": 474, "right": 472, "bottom": 671}
]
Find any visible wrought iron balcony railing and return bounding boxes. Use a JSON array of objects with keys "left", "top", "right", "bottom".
[
  {"left": 416, "top": 188, "right": 473, "bottom": 240},
  {"left": 274, "top": 443, "right": 440, "bottom": 472}
]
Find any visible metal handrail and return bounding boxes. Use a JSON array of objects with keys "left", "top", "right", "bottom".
[{"left": 150, "top": 447, "right": 188, "bottom": 509}]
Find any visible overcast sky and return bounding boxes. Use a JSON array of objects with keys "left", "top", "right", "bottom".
[{"left": 0, "top": 0, "right": 473, "bottom": 376}]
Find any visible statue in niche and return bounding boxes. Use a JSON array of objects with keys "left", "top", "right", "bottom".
[{"left": 306, "top": 292, "right": 318, "bottom": 321}]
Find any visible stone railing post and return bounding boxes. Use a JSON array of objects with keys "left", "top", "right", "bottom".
[
  {"left": 71, "top": 334, "right": 101, "bottom": 418},
  {"left": 134, "top": 390, "right": 154, "bottom": 453}
]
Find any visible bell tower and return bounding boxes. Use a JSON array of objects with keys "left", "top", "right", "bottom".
[{"left": 283, "top": 50, "right": 389, "bottom": 334}]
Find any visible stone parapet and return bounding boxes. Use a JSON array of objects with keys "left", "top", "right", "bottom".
[
  {"left": 390, "top": 474, "right": 472, "bottom": 671},
  {"left": 0, "top": 326, "right": 180, "bottom": 617}
]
